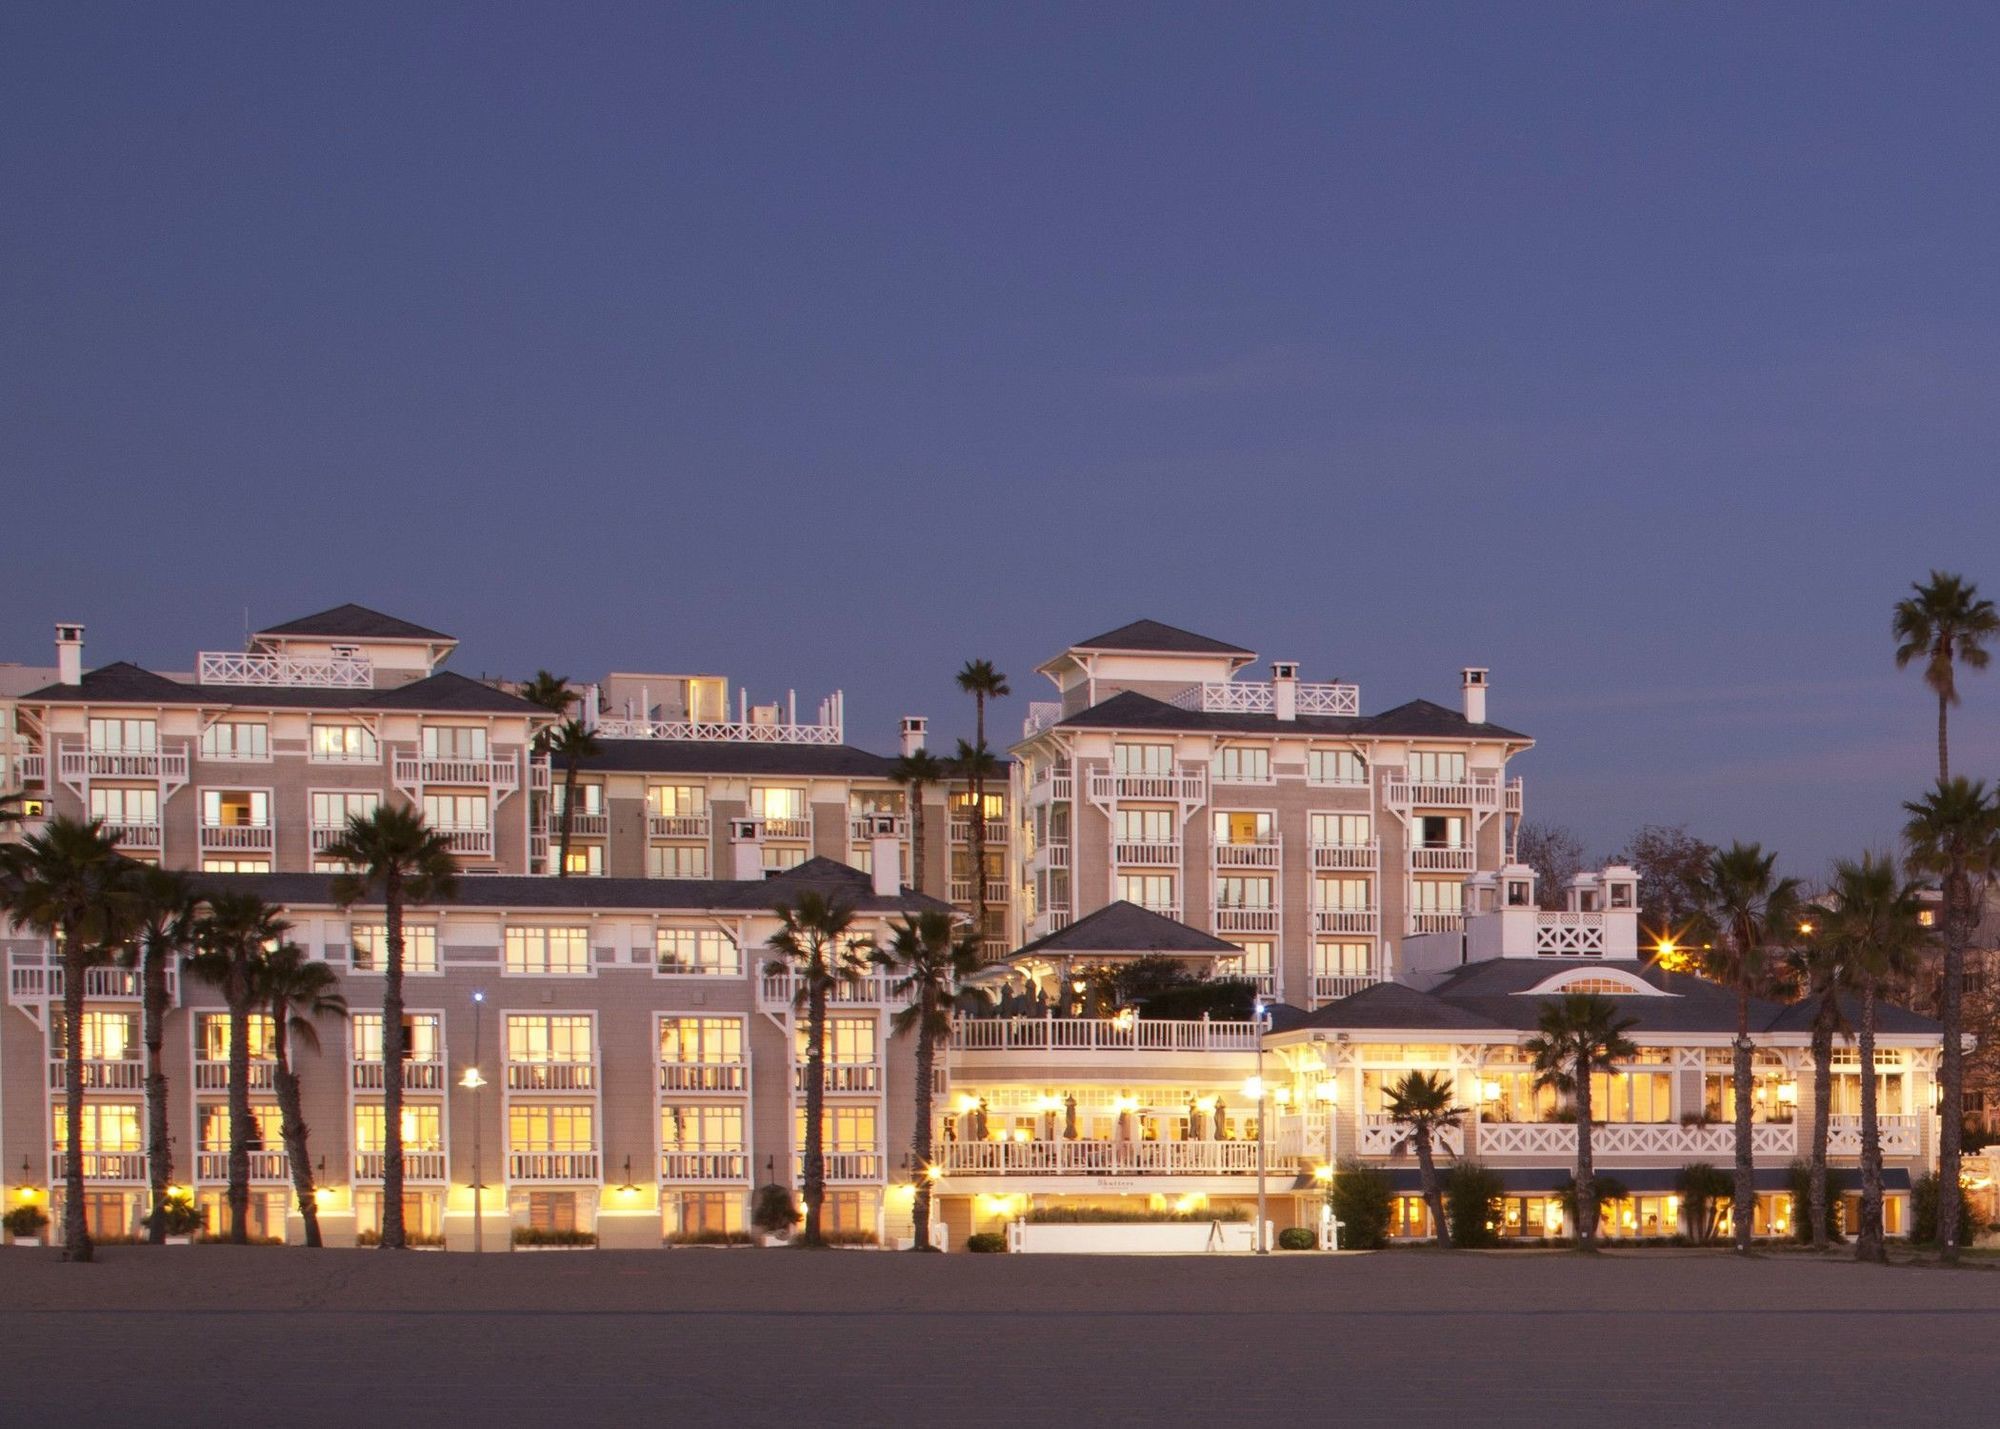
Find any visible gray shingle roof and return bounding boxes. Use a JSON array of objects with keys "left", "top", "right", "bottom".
[
  {"left": 1071, "top": 620, "right": 1253, "bottom": 656},
  {"left": 1010, "top": 901, "right": 1242, "bottom": 959},
  {"left": 1054, "top": 689, "right": 1530, "bottom": 742},
  {"left": 256, "top": 604, "right": 452, "bottom": 642},
  {"left": 22, "top": 664, "right": 539, "bottom": 716},
  {"left": 1292, "top": 980, "right": 1504, "bottom": 1031},
  {"left": 355, "top": 670, "right": 542, "bottom": 715},
  {"left": 583, "top": 740, "right": 898, "bottom": 778},
  {"left": 21, "top": 661, "right": 211, "bottom": 705}
]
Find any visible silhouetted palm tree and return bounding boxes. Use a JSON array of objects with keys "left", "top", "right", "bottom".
[
  {"left": 1382, "top": 1070, "right": 1465, "bottom": 1246},
  {"left": 955, "top": 660, "right": 1010, "bottom": 944},
  {"left": 188, "top": 891, "right": 291, "bottom": 1244},
  {"left": 1893, "top": 571, "right": 1998, "bottom": 782},
  {"left": 258, "top": 944, "right": 347, "bottom": 1248},
  {"left": 890, "top": 749, "right": 945, "bottom": 897},
  {"left": 124, "top": 866, "right": 203, "bottom": 1243},
  {"left": 878, "top": 911, "right": 984, "bottom": 1250},
  {"left": 1786, "top": 915, "right": 1853, "bottom": 1250},
  {"left": 1525, "top": 993, "right": 1638, "bottom": 1249},
  {"left": 547, "top": 718, "right": 603, "bottom": 877}
]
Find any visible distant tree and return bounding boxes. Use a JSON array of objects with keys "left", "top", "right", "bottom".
[
  {"left": 889, "top": 749, "right": 945, "bottom": 897},
  {"left": 1516, "top": 822, "right": 1586, "bottom": 910},
  {"left": 1892, "top": 570, "right": 1998, "bottom": 782},
  {"left": 955, "top": 659, "right": 1011, "bottom": 947},
  {"left": 1610, "top": 824, "right": 1716, "bottom": 938},
  {"left": 257, "top": 944, "right": 346, "bottom": 1248},
  {"left": 1525, "top": 993, "right": 1638, "bottom": 1249}
]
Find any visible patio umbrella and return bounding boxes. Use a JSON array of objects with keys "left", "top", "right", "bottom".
[
  {"left": 1211, "top": 1094, "right": 1227, "bottom": 1141},
  {"left": 1063, "top": 1093, "right": 1078, "bottom": 1140},
  {"left": 1187, "top": 1097, "right": 1206, "bottom": 1142},
  {"left": 973, "top": 1099, "right": 990, "bottom": 1142}
]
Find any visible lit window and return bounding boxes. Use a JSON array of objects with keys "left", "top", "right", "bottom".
[
  {"left": 351, "top": 1012, "right": 442, "bottom": 1063},
  {"left": 656, "top": 929, "right": 741, "bottom": 976},
  {"left": 311, "top": 723, "right": 377, "bottom": 763},
  {"left": 648, "top": 784, "right": 708, "bottom": 817},
  {"left": 200, "top": 722, "right": 269, "bottom": 760},
  {"left": 504, "top": 926, "right": 591, "bottom": 976},
  {"left": 351, "top": 925, "right": 441, "bottom": 975},
  {"left": 201, "top": 789, "right": 269, "bottom": 827},
  {"left": 506, "top": 1014, "right": 595, "bottom": 1065},
  {"left": 649, "top": 844, "right": 710, "bottom": 879},
  {"left": 1212, "top": 810, "right": 1272, "bottom": 845}
]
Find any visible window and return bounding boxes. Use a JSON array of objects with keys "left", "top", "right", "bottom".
[
  {"left": 50, "top": 1010, "right": 137, "bottom": 1062},
  {"left": 311, "top": 791, "right": 379, "bottom": 829},
  {"left": 656, "top": 928, "right": 742, "bottom": 976},
  {"left": 1215, "top": 875, "right": 1274, "bottom": 909},
  {"left": 1307, "top": 749, "right": 1367, "bottom": 786},
  {"left": 196, "top": 1013, "right": 277, "bottom": 1062},
  {"left": 1117, "top": 873, "right": 1176, "bottom": 911},
  {"left": 351, "top": 925, "right": 441, "bottom": 975},
  {"left": 423, "top": 792, "right": 488, "bottom": 832},
  {"left": 1226, "top": 939, "right": 1274, "bottom": 983},
  {"left": 355, "top": 1104, "right": 443, "bottom": 1152},
  {"left": 1479, "top": 1070, "right": 1562, "bottom": 1124},
  {"left": 819, "top": 1189, "right": 879, "bottom": 1234},
  {"left": 1415, "top": 814, "right": 1467, "bottom": 849},
  {"left": 526, "top": 1190, "right": 579, "bottom": 1232},
  {"left": 1117, "top": 808, "right": 1175, "bottom": 844},
  {"left": 421, "top": 726, "right": 487, "bottom": 759},
  {"left": 950, "top": 790, "right": 1005, "bottom": 819},
  {"left": 52, "top": 1103, "right": 143, "bottom": 1152},
  {"left": 351, "top": 1012, "right": 443, "bottom": 1064},
  {"left": 1588, "top": 1070, "right": 1673, "bottom": 1124},
  {"left": 661, "top": 1103, "right": 745, "bottom": 1152},
  {"left": 201, "top": 789, "right": 269, "bottom": 827},
  {"left": 1410, "top": 880, "right": 1463, "bottom": 913},
  {"left": 200, "top": 722, "right": 268, "bottom": 760},
  {"left": 797, "top": 1016, "right": 878, "bottom": 1066},
  {"left": 648, "top": 784, "right": 708, "bottom": 817},
  {"left": 660, "top": 1016, "right": 745, "bottom": 1066},
  {"left": 794, "top": 1103, "right": 878, "bottom": 1152},
  {"left": 1114, "top": 743, "right": 1174, "bottom": 776},
  {"left": 551, "top": 783, "right": 604, "bottom": 817},
  {"left": 505, "top": 926, "right": 591, "bottom": 976},
  {"left": 88, "top": 717, "right": 155, "bottom": 753},
  {"left": 1313, "top": 940, "right": 1375, "bottom": 977},
  {"left": 666, "top": 1191, "right": 745, "bottom": 1237},
  {"left": 1314, "top": 876, "right": 1372, "bottom": 909},
  {"left": 198, "top": 1102, "right": 283, "bottom": 1151},
  {"left": 1705, "top": 1050, "right": 1801, "bottom": 1122},
  {"left": 508, "top": 1103, "right": 596, "bottom": 1152},
  {"left": 850, "top": 789, "right": 906, "bottom": 816},
  {"left": 761, "top": 844, "right": 808, "bottom": 872},
  {"left": 311, "top": 723, "right": 377, "bottom": 763},
  {"left": 1212, "top": 810, "right": 1272, "bottom": 844},
  {"left": 750, "top": 785, "right": 806, "bottom": 821},
  {"left": 199, "top": 856, "right": 269, "bottom": 874},
  {"left": 89, "top": 787, "right": 158, "bottom": 825},
  {"left": 507, "top": 1014, "right": 595, "bottom": 1066},
  {"left": 1311, "top": 813, "right": 1372, "bottom": 847},
  {"left": 649, "top": 844, "right": 710, "bottom": 879},
  {"left": 1211, "top": 747, "right": 1270, "bottom": 783},
  {"left": 355, "top": 1191, "right": 442, "bottom": 1241},
  {"left": 1408, "top": 750, "right": 1468, "bottom": 783},
  {"left": 556, "top": 845, "right": 604, "bottom": 876}
]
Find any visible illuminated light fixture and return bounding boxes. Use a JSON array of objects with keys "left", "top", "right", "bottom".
[
  {"left": 460, "top": 1067, "right": 486, "bottom": 1090},
  {"left": 1313, "top": 1163, "right": 1333, "bottom": 1184},
  {"left": 1197, "top": 1096, "right": 1217, "bottom": 1114},
  {"left": 1479, "top": 1079, "right": 1501, "bottom": 1103},
  {"left": 1272, "top": 1087, "right": 1292, "bottom": 1107},
  {"left": 956, "top": 1093, "right": 979, "bottom": 1115},
  {"left": 1777, "top": 1080, "right": 1798, "bottom": 1106},
  {"left": 1242, "top": 1076, "right": 1265, "bottom": 1101},
  {"left": 1314, "top": 1081, "right": 1338, "bottom": 1105},
  {"left": 619, "top": 1155, "right": 638, "bottom": 1194},
  {"left": 1798, "top": 920, "right": 1815, "bottom": 936},
  {"left": 923, "top": 1164, "right": 942, "bottom": 1182}
]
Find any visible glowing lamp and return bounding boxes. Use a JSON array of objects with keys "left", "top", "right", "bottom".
[
  {"left": 1241, "top": 1076, "right": 1265, "bottom": 1101},
  {"left": 1479, "top": 1079, "right": 1501, "bottom": 1103},
  {"left": 956, "top": 1093, "right": 979, "bottom": 1115},
  {"left": 459, "top": 1067, "right": 486, "bottom": 1090},
  {"left": 1314, "top": 1082, "right": 1338, "bottom": 1105},
  {"left": 1777, "top": 1080, "right": 1797, "bottom": 1106},
  {"left": 1313, "top": 1163, "right": 1333, "bottom": 1184},
  {"left": 1272, "top": 1087, "right": 1292, "bottom": 1107}
]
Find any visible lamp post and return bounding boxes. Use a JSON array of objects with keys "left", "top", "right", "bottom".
[
  {"left": 460, "top": 990, "right": 486, "bottom": 1252},
  {"left": 1248, "top": 996, "right": 1272, "bottom": 1254}
]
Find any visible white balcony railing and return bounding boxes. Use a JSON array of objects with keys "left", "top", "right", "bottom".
[
  {"left": 658, "top": 1063, "right": 748, "bottom": 1093},
  {"left": 596, "top": 691, "right": 843, "bottom": 745},
  {"left": 1033, "top": 841, "right": 1071, "bottom": 869},
  {"left": 952, "top": 1017, "right": 1261, "bottom": 1053},
  {"left": 758, "top": 816, "right": 813, "bottom": 841},
  {"left": 1409, "top": 912, "right": 1464, "bottom": 935},
  {"left": 198, "top": 651, "right": 373, "bottom": 688},
  {"left": 310, "top": 824, "right": 347, "bottom": 852},
  {"left": 199, "top": 822, "right": 276, "bottom": 852},
  {"left": 648, "top": 813, "right": 712, "bottom": 839},
  {"left": 1409, "top": 845, "right": 1476, "bottom": 873},
  {"left": 1312, "top": 906, "right": 1380, "bottom": 935},
  {"left": 194, "top": 1059, "right": 276, "bottom": 1091},
  {"left": 795, "top": 1151, "right": 882, "bottom": 1182},
  {"left": 47, "top": 1058, "right": 144, "bottom": 1091},
  {"left": 758, "top": 973, "right": 902, "bottom": 1010},
  {"left": 1827, "top": 1115, "right": 1921, "bottom": 1157},
  {"left": 351, "top": 1059, "right": 446, "bottom": 1091},
  {"left": 506, "top": 1061, "right": 597, "bottom": 1091},
  {"left": 795, "top": 1062, "right": 884, "bottom": 1093},
  {"left": 1027, "top": 768, "right": 1074, "bottom": 803},
  {"left": 508, "top": 1151, "right": 601, "bottom": 1181},
  {"left": 104, "top": 822, "right": 163, "bottom": 851},
  {"left": 57, "top": 743, "right": 190, "bottom": 783},
  {"left": 1358, "top": 1114, "right": 1466, "bottom": 1158},
  {"left": 1536, "top": 912, "right": 1606, "bottom": 956},
  {"left": 196, "top": 1150, "right": 290, "bottom": 1182},
  {"left": 1089, "top": 770, "right": 1207, "bottom": 805},
  {"left": 13, "top": 751, "right": 47, "bottom": 784},
  {"left": 1213, "top": 906, "right": 1280, "bottom": 935},
  {"left": 1167, "top": 681, "right": 1360, "bottom": 718},
  {"left": 938, "top": 1139, "right": 1265, "bottom": 1176},
  {"left": 1311, "top": 970, "right": 1386, "bottom": 1003},
  {"left": 1213, "top": 841, "right": 1281, "bottom": 869},
  {"left": 949, "top": 879, "right": 1011, "bottom": 905},
  {"left": 7, "top": 962, "right": 178, "bottom": 1005},
  {"left": 355, "top": 1150, "right": 448, "bottom": 1182},
  {"left": 661, "top": 1151, "right": 751, "bottom": 1182},
  {"left": 391, "top": 753, "right": 520, "bottom": 790},
  {"left": 850, "top": 815, "right": 910, "bottom": 842},
  {"left": 1311, "top": 841, "right": 1378, "bottom": 871},
  {"left": 433, "top": 823, "right": 495, "bottom": 858},
  {"left": 550, "top": 810, "right": 608, "bottom": 838},
  {"left": 949, "top": 818, "right": 1009, "bottom": 845},
  {"left": 1382, "top": 772, "right": 1524, "bottom": 811},
  {"left": 52, "top": 1150, "right": 146, "bottom": 1181},
  {"left": 1472, "top": 1121, "right": 1799, "bottom": 1159},
  {"left": 1112, "top": 840, "right": 1181, "bottom": 868}
]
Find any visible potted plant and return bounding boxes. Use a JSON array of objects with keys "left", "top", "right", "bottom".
[
  {"left": 154, "top": 1192, "right": 202, "bottom": 1245},
  {"left": 5, "top": 1203, "right": 49, "bottom": 1246},
  {"left": 751, "top": 1183, "right": 799, "bottom": 1247}
]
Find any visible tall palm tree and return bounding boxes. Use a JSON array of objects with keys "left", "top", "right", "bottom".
[
  {"left": 1893, "top": 570, "right": 1998, "bottom": 782},
  {"left": 518, "top": 670, "right": 575, "bottom": 873},
  {"left": 188, "top": 892, "right": 290, "bottom": 1245},
  {"left": 0, "top": 817, "right": 133, "bottom": 1261},
  {"left": 877, "top": 910, "right": 984, "bottom": 1251},
  {"left": 325, "top": 805, "right": 459, "bottom": 1249},
  {"left": 953, "top": 739, "right": 1003, "bottom": 954},
  {"left": 765, "top": 891, "right": 870, "bottom": 1247},
  {"left": 1382, "top": 1070, "right": 1465, "bottom": 1246},
  {"left": 547, "top": 718, "right": 602, "bottom": 877},
  {"left": 1703, "top": 842, "right": 1802, "bottom": 1253},
  {"left": 1902, "top": 779, "right": 2000, "bottom": 1264},
  {"left": 1525, "top": 993, "right": 1638, "bottom": 1250},
  {"left": 123, "top": 866, "right": 203, "bottom": 1244},
  {"left": 1785, "top": 914, "right": 1853, "bottom": 1250},
  {"left": 258, "top": 943, "right": 347, "bottom": 1248},
  {"left": 1819, "top": 854, "right": 1923, "bottom": 1264},
  {"left": 889, "top": 749, "right": 945, "bottom": 898},
  {"left": 955, "top": 660, "right": 1010, "bottom": 944}
]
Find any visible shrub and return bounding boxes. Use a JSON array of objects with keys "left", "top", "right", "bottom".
[
  {"left": 965, "top": 1232, "right": 1007, "bottom": 1253},
  {"left": 4, "top": 1204, "right": 49, "bottom": 1238},
  {"left": 1444, "top": 1163, "right": 1505, "bottom": 1248},
  {"left": 1784, "top": 1160, "right": 1850, "bottom": 1243},
  {"left": 357, "top": 1230, "right": 446, "bottom": 1248},
  {"left": 1911, "top": 1174, "right": 1977, "bottom": 1247},
  {"left": 751, "top": 1183, "right": 799, "bottom": 1239},
  {"left": 151, "top": 1192, "right": 202, "bottom": 1238},
  {"left": 819, "top": 1228, "right": 878, "bottom": 1247},
  {"left": 1022, "top": 1205, "right": 1248, "bottom": 1224},
  {"left": 1328, "top": 1160, "right": 1393, "bottom": 1250},
  {"left": 667, "top": 1230, "right": 756, "bottom": 1247},
  {"left": 1674, "top": 1163, "right": 1732, "bottom": 1245},
  {"left": 1142, "top": 978, "right": 1258, "bottom": 1021},
  {"left": 512, "top": 1226, "right": 598, "bottom": 1247},
  {"left": 1555, "top": 1174, "right": 1629, "bottom": 1238},
  {"left": 1277, "top": 1226, "right": 1318, "bottom": 1251}
]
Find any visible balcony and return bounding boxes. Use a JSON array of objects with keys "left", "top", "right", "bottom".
[
  {"left": 938, "top": 1140, "right": 1264, "bottom": 1177},
  {"left": 795, "top": 1151, "right": 882, "bottom": 1182},
  {"left": 1311, "top": 841, "right": 1378, "bottom": 871},
  {"left": 1028, "top": 907, "right": 1072, "bottom": 939},
  {"left": 506, "top": 1061, "right": 598, "bottom": 1092},
  {"left": 850, "top": 815, "right": 909, "bottom": 842},
  {"left": 355, "top": 1150, "right": 448, "bottom": 1182},
  {"left": 1311, "top": 970, "right": 1386, "bottom": 1003},
  {"left": 648, "top": 813, "right": 711, "bottom": 840},
  {"left": 197, "top": 650, "right": 373, "bottom": 689},
  {"left": 1383, "top": 772, "right": 1523, "bottom": 812},
  {"left": 1026, "top": 768, "right": 1073, "bottom": 804},
  {"left": 51, "top": 1150, "right": 146, "bottom": 1182},
  {"left": 351, "top": 1059, "right": 446, "bottom": 1091},
  {"left": 659, "top": 1062, "right": 748, "bottom": 1093},
  {"left": 949, "top": 818, "right": 1009, "bottom": 845},
  {"left": 1088, "top": 770, "right": 1207, "bottom": 805},
  {"left": 1312, "top": 906, "right": 1379, "bottom": 935},
  {"left": 194, "top": 1058, "right": 276, "bottom": 1092},
  {"left": 1112, "top": 840, "right": 1181, "bottom": 868},
  {"left": 1536, "top": 912, "right": 1605, "bottom": 956},
  {"left": 1167, "top": 680, "right": 1360, "bottom": 718},
  {"left": 508, "top": 1151, "right": 602, "bottom": 1181},
  {"left": 196, "top": 1150, "right": 290, "bottom": 1182},
  {"left": 1473, "top": 1121, "right": 1799, "bottom": 1159},
  {"left": 760, "top": 816, "right": 813, "bottom": 841},
  {"left": 1032, "top": 841, "right": 1071, "bottom": 869},
  {"left": 433, "top": 823, "right": 495, "bottom": 858},
  {"left": 949, "top": 878, "right": 1011, "bottom": 905},
  {"left": 1213, "top": 906, "right": 1280, "bottom": 935},
  {"left": 199, "top": 822, "right": 275, "bottom": 853},
  {"left": 104, "top": 822, "right": 163, "bottom": 852},
  {"left": 795, "top": 1062, "right": 883, "bottom": 1093},
  {"left": 1359, "top": 1114, "right": 1466, "bottom": 1157},
  {"left": 391, "top": 752, "right": 520, "bottom": 790},
  {"left": 1828, "top": 1115, "right": 1922, "bottom": 1157},
  {"left": 7, "top": 961, "right": 177, "bottom": 1005},
  {"left": 757, "top": 972, "right": 902, "bottom": 1011},
  {"left": 551, "top": 810, "right": 608, "bottom": 838},
  {"left": 47, "top": 1058, "right": 144, "bottom": 1091},
  {"left": 12, "top": 751, "right": 46, "bottom": 785},
  {"left": 952, "top": 1017, "right": 1261, "bottom": 1053},
  {"left": 1213, "top": 840, "right": 1281, "bottom": 869},
  {"left": 596, "top": 691, "right": 844, "bottom": 745},
  {"left": 1409, "top": 845, "right": 1476, "bottom": 873},
  {"left": 661, "top": 1151, "right": 750, "bottom": 1181},
  {"left": 57, "top": 742, "right": 190, "bottom": 784},
  {"left": 310, "top": 824, "right": 349, "bottom": 852},
  {"left": 1409, "top": 912, "right": 1464, "bottom": 935}
]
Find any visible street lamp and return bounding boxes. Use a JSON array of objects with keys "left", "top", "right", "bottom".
[
  {"left": 460, "top": 990, "right": 487, "bottom": 1252},
  {"left": 1247, "top": 996, "right": 1272, "bottom": 1254}
]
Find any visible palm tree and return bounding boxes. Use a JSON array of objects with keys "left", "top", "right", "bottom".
[
  {"left": 188, "top": 892, "right": 291, "bottom": 1244},
  {"left": 1902, "top": 779, "right": 2000, "bottom": 1264},
  {"left": 123, "top": 866, "right": 203, "bottom": 1243},
  {"left": 1893, "top": 570, "right": 1998, "bottom": 782},
  {"left": 1525, "top": 993, "right": 1638, "bottom": 1249},
  {"left": 0, "top": 817, "right": 133, "bottom": 1261},
  {"left": 953, "top": 738, "right": 1003, "bottom": 954},
  {"left": 324, "top": 805, "right": 459, "bottom": 1249},
  {"left": 258, "top": 943, "right": 347, "bottom": 1248},
  {"left": 1382, "top": 1070, "right": 1465, "bottom": 1246},
  {"left": 1819, "top": 854, "right": 1924, "bottom": 1264},
  {"left": 765, "top": 891, "right": 871, "bottom": 1247},
  {"left": 878, "top": 911, "right": 984, "bottom": 1251},
  {"left": 518, "top": 670, "right": 575, "bottom": 873},
  {"left": 955, "top": 660, "right": 1010, "bottom": 943},
  {"left": 1785, "top": 915, "right": 1853, "bottom": 1250},
  {"left": 889, "top": 749, "right": 945, "bottom": 897},
  {"left": 1703, "top": 842, "right": 1802, "bottom": 1253},
  {"left": 547, "top": 718, "right": 602, "bottom": 877}
]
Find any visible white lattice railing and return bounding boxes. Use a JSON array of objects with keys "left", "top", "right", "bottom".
[
  {"left": 1536, "top": 912, "right": 1606, "bottom": 956},
  {"left": 939, "top": 1139, "right": 1264, "bottom": 1176},
  {"left": 1827, "top": 1115, "right": 1921, "bottom": 1157},
  {"left": 953, "top": 1017, "right": 1260, "bottom": 1054},
  {"left": 1358, "top": 1113, "right": 1465, "bottom": 1157},
  {"left": 1167, "top": 681, "right": 1360, "bottom": 717},
  {"left": 197, "top": 651, "right": 373, "bottom": 688},
  {"left": 1022, "top": 702, "right": 1064, "bottom": 739},
  {"left": 1472, "top": 1121, "right": 1798, "bottom": 1159},
  {"left": 596, "top": 713, "right": 842, "bottom": 745}
]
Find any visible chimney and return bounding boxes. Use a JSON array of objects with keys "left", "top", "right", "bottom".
[
  {"left": 55, "top": 623, "right": 84, "bottom": 686},
  {"left": 1271, "top": 661, "right": 1298, "bottom": 722},
  {"left": 867, "top": 813, "right": 903, "bottom": 897},
  {"left": 899, "top": 716, "right": 927, "bottom": 758},
  {"left": 1461, "top": 667, "right": 1488, "bottom": 725},
  {"left": 729, "top": 817, "right": 765, "bottom": 881}
]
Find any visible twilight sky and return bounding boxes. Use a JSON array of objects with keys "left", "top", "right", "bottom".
[{"left": 5, "top": 4, "right": 1999, "bottom": 875}]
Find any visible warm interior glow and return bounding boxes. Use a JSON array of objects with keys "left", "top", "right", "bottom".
[
  {"left": 956, "top": 1093, "right": 979, "bottom": 1115},
  {"left": 1314, "top": 1082, "right": 1338, "bottom": 1104},
  {"left": 1313, "top": 1163, "right": 1333, "bottom": 1183},
  {"left": 1241, "top": 1076, "right": 1265, "bottom": 1100}
]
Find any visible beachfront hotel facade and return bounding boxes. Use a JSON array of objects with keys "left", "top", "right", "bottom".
[{"left": 0, "top": 609, "right": 1949, "bottom": 1247}]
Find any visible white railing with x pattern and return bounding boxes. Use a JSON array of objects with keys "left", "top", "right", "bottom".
[{"left": 197, "top": 651, "right": 374, "bottom": 688}]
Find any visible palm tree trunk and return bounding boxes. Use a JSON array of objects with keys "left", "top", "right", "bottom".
[
  {"left": 1415, "top": 1130, "right": 1446, "bottom": 1246},
  {"left": 1809, "top": 996, "right": 1834, "bottom": 1250},
  {"left": 911, "top": 1006, "right": 936, "bottom": 1251},
  {"left": 1732, "top": 993, "right": 1755, "bottom": 1253},
  {"left": 1856, "top": 981, "right": 1885, "bottom": 1263},
  {"left": 61, "top": 929, "right": 91, "bottom": 1262},
  {"left": 556, "top": 751, "right": 581, "bottom": 878},
  {"left": 802, "top": 976, "right": 828, "bottom": 1247},
  {"left": 1575, "top": 1062, "right": 1596, "bottom": 1248},
  {"left": 380, "top": 868, "right": 407, "bottom": 1249},
  {"left": 909, "top": 788, "right": 927, "bottom": 898},
  {"left": 228, "top": 982, "right": 251, "bottom": 1244},
  {"left": 143, "top": 946, "right": 172, "bottom": 1245},
  {"left": 1938, "top": 689, "right": 1950, "bottom": 784},
  {"left": 273, "top": 1042, "right": 322, "bottom": 1248},
  {"left": 1939, "top": 864, "right": 1967, "bottom": 1263}
]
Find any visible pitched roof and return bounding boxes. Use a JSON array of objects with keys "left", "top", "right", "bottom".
[
  {"left": 21, "top": 661, "right": 210, "bottom": 705},
  {"left": 583, "top": 739, "right": 898, "bottom": 778},
  {"left": 1054, "top": 689, "right": 1530, "bottom": 742},
  {"left": 194, "top": 857, "right": 953, "bottom": 916},
  {"left": 1292, "top": 980, "right": 1504, "bottom": 1031},
  {"left": 255, "top": 604, "right": 452, "bottom": 642},
  {"left": 20, "top": 663, "right": 539, "bottom": 715},
  {"left": 1010, "top": 901, "right": 1241, "bottom": 959},
  {"left": 1071, "top": 620, "right": 1253, "bottom": 656},
  {"left": 355, "top": 670, "right": 542, "bottom": 715}
]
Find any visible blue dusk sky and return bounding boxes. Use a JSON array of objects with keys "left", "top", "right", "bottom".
[{"left": 4, "top": 3, "right": 1999, "bottom": 875}]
